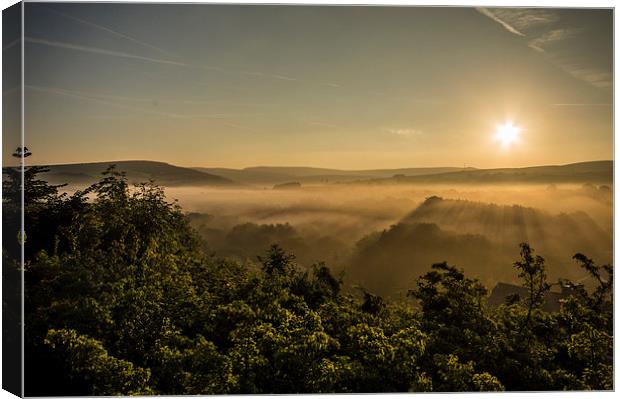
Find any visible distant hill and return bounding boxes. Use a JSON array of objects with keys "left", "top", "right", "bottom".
[
  {"left": 273, "top": 182, "right": 302, "bottom": 190},
  {"left": 16, "top": 160, "right": 612, "bottom": 187},
  {"left": 351, "top": 161, "right": 613, "bottom": 185},
  {"left": 348, "top": 222, "right": 509, "bottom": 297},
  {"left": 194, "top": 166, "right": 471, "bottom": 185},
  {"left": 401, "top": 196, "right": 611, "bottom": 258},
  {"left": 26, "top": 160, "right": 235, "bottom": 187},
  {"left": 348, "top": 196, "right": 612, "bottom": 297}
]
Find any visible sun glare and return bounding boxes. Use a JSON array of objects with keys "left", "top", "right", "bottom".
[{"left": 494, "top": 122, "right": 521, "bottom": 148}]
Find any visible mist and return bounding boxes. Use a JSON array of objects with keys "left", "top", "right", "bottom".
[{"left": 130, "top": 182, "right": 613, "bottom": 297}]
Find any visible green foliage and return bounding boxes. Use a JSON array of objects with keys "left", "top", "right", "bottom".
[
  {"left": 431, "top": 354, "right": 504, "bottom": 392},
  {"left": 2, "top": 147, "right": 76, "bottom": 260},
  {"left": 552, "top": 253, "right": 614, "bottom": 390},
  {"left": 44, "top": 329, "right": 153, "bottom": 395},
  {"left": 10, "top": 149, "right": 612, "bottom": 395},
  {"left": 513, "top": 243, "right": 551, "bottom": 333},
  {"left": 409, "top": 262, "right": 492, "bottom": 367}
]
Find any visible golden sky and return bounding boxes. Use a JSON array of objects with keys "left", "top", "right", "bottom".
[{"left": 4, "top": 4, "right": 613, "bottom": 169}]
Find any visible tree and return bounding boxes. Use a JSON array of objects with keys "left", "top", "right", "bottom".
[
  {"left": 409, "top": 262, "right": 492, "bottom": 362},
  {"left": 257, "top": 244, "right": 296, "bottom": 275},
  {"left": 44, "top": 329, "right": 153, "bottom": 395},
  {"left": 512, "top": 243, "right": 550, "bottom": 333},
  {"left": 2, "top": 147, "right": 86, "bottom": 261}
]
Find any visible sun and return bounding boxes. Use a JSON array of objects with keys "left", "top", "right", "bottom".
[{"left": 494, "top": 122, "right": 521, "bottom": 148}]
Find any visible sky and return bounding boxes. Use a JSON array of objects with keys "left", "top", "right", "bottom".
[{"left": 4, "top": 3, "right": 614, "bottom": 169}]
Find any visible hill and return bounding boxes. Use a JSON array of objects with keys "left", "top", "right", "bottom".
[
  {"left": 348, "top": 196, "right": 612, "bottom": 297},
  {"left": 350, "top": 161, "right": 612, "bottom": 185},
  {"left": 401, "top": 196, "right": 611, "bottom": 256},
  {"left": 194, "top": 166, "right": 471, "bottom": 185},
  {"left": 14, "top": 160, "right": 612, "bottom": 188},
  {"left": 26, "top": 160, "right": 235, "bottom": 187}
]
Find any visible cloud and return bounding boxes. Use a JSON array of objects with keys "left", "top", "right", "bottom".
[
  {"left": 26, "top": 85, "right": 268, "bottom": 122},
  {"left": 218, "top": 122, "right": 258, "bottom": 133},
  {"left": 528, "top": 28, "right": 580, "bottom": 52},
  {"left": 27, "top": 37, "right": 303, "bottom": 90},
  {"left": 25, "top": 36, "right": 225, "bottom": 71},
  {"left": 2, "top": 38, "right": 20, "bottom": 52},
  {"left": 271, "top": 74, "right": 298, "bottom": 82},
  {"left": 553, "top": 63, "right": 612, "bottom": 89},
  {"left": 550, "top": 103, "right": 611, "bottom": 107},
  {"left": 241, "top": 71, "right": 299, "bottom": 82},
  {"left": 385, "top": 128, "right": 423, "bottom": 138},
  {"left": 23, "top": 85, "right": 275, "bottom": 108},
  {"left": 476, "top": 8, "right": 559, "bottom": 37},
  {"left": 25, "top": 37, "right": 307, "bottom": 86},
  {"left": 307, "top": 121, "right": 340, "bottom": 129},
  {"left": 44, "top": 6, "right": 178, "bottom": 59},
  {"left": 476, "top": 8, "right": 525, "bottom": 36},
  {"left": 477, "top": 9, "right": 610, "bottom": 90}
]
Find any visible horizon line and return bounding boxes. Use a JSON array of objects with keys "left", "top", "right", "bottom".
[{"left": 15, "top": 158, "right": 614, "bottom": 172}]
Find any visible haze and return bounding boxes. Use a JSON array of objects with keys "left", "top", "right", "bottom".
[{"left": 54, "top": 178, "right": 612, "bottom": 297}]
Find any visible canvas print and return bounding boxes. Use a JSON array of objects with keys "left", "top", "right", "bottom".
[{"left": 1, "top": 2, "right": 614, "bottom": 396}]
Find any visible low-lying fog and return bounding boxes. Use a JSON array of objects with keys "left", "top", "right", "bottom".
[{"left": 65, "top": 182, "right": 613, "bottom": 297}]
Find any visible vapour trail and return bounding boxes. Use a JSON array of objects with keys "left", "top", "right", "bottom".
[
  {"left": 25, "top": 37, "right": 226, "bottom": 72},
  {"left": 44, "top": 6, "right": 180, "bottom": 59}
]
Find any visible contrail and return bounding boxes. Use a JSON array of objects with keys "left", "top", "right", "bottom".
[
  {"left": 26, "top": 37, "right": 345, "bottom": 92},
  {"left": 25, "top": 37, "right": 187, "bottom": 66},
  {"left": 219, "top": 122, "right": 258, "bottom": 133},
  {"left": 2, "top": 38, "right": 20, "bottom": 51},
  {"left": 26, "top": 84, "right": 185, "bottom": 118},
  {"left": 270, "top": 74, "right": 298, "bottom": 81},
  {"left": 25, "top": 83, "right": 278, "bottom": 107},
  {"left": 2, "top": 87, "right": 20, "bottom": 96},
  {"left": 241, "top": 71, "right": 299, "bottom": 82},
  {"left": 476, "top": 8, "right": 526, "bottom": 37},
  {"left": 26, "top": 84, "right": 267, "bottom": 121},
  {"left": 27, "top": 86, "right": 159, "bottom": 103},
  {"left": 551, "top": 103, "right": 612, "bottom": 107},
  {"left": 43, "top": 6, "right": 179, "bottom": 59},
  {"left": 25, "top": 37, "right": 225, "bottom": 72}
]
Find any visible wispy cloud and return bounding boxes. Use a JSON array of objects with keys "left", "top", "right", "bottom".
[
  {"left": 218, "top": 122, "right": 258, "bottom": 133},
  {"left": 476, "top": 8, "right": 525, "bottom": 36},
  {"left": 24, "top": 85, "right": 276, "bottom": 107},
  {"left": 553, "top": 63, "right": 612, "bottom": 89},
  {"left": 551, "top": 103, "right": 611, "bottom": 107},
  {"left": 29, "top": 2, "right": 356, "bottom": 95},
  {"left": 27, "top": 84, "right": 189, "bottom": 118},
  {"left": 26, "top": 37, "right": 312, "bottom": 88},
  {"left": 476, "top": 8, "right": 558, "bottom": 37},
  {"left": 44, "top": 6, "right": 179, "bottom": 59},
  {"left": 385, "top": 128, "right": 423, "bottom": 138},
  {"left": 306, "top": 121, "right": 341, "bottom": 129},
  {"left": 25, "top": 37, "right": 225, "bottom": 71},
  {"left": 27, "top": 36, "right": 346, "bottom": 91},
  {"left": 2, "top": 87, "right": 19, "bottom": 95},
  {"left": 2, "top": 38, "right": 20, "bottom": 52},
  {"left": 241, "top": 70, "right": 299, "bottom": 82},
  {"left": 476, "top": 8, "right": 610, "bottom": 90},
  {"left": 271, "top": 74, "right": 298, "bottom": 82},
  {"left": 528, "top": 28, "right": 580, "bottom": 52},
  {"left": 26, "top": 85, "right": 268, "bottom": 123}
]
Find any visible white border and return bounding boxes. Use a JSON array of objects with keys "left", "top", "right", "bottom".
[{"left": 0, "top": 1, "right": 617, "bottom": 398}]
